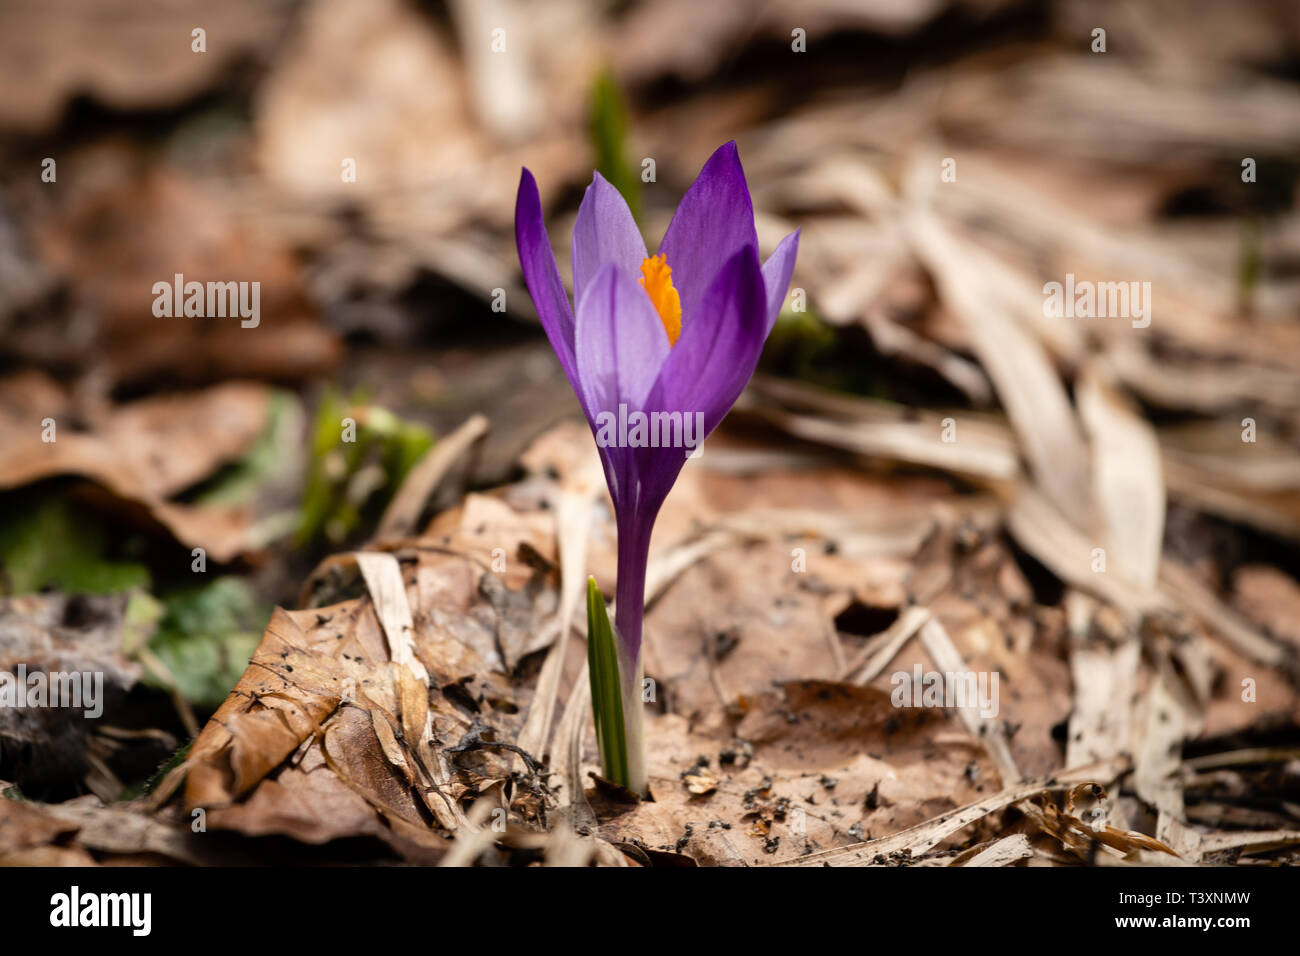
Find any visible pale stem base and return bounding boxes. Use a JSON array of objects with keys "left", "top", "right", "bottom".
[{"left": 616, "top": 643, "right": 648, "bottom": 798}]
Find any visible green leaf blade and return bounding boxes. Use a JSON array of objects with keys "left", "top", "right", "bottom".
[{"left": 586, "top": 576, "right": 628, "bottom": 788}]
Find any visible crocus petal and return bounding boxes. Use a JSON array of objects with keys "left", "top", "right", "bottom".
[
  {"left": 516, "top": 168, "right": 584, "bottom": 410},
  {"left": 575, "top": 263, "right": 672, "bottom": 416},
  {"left": 648, "top": 244, "right": 767, "bottom": 441},
  {"left": 656, "top": 142, "right": 758, "bottom": 325},
  {"left": 761, "top": 228, "right": 800, "bottom": 334},
  {"left": 572, "top": 172, "right": 648, "bottom": 305},
  {"left": 574, "top": 263, "right": 673, "bottom": 505}
]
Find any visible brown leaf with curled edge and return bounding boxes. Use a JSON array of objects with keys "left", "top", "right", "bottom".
[
  {"left": 0, "top": 375, "right": 270, "bottom": 499},
  {"left": 210, "top": 740, "right": 398, "bottom": 845},
  {"left": 182, "top": 607, "right": 345, "bottom": 811},
  {"left": 159, "top": 544, "right": 540, "bottom": 860},
  {"left": 0, "top": 372, "right": 272, "bottom": 562}
]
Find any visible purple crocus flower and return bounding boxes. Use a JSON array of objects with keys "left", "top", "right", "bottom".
[{"left": 516, "top": 142, "right": 798, "bottom": 786}]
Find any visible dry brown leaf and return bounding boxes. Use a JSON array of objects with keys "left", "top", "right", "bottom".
[
  {"left": 32, "top": 169, "right": 338, "bottom": 389},
  {"left": 0, "top": 0, "right": 290, "bottom": 132}
]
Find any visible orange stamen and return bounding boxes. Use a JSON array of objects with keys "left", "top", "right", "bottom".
[{"left": 638, "top": 254, "right": 682, "bottom": 346}]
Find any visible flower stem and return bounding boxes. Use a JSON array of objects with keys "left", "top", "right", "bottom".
[
  {"left": 613, "top": 509, "right": 652, "bottom": 664},
  {"left": 613, "top": 506, "right": 653, "bottom": 797}
]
